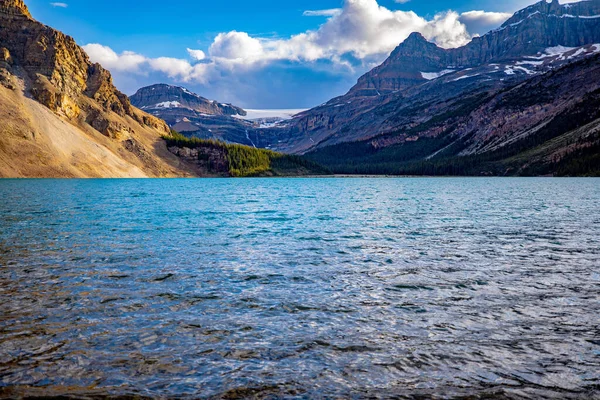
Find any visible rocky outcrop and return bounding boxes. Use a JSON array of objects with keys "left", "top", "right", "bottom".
[
  {"left": 0, "top": 0, "right": 168, "bottom": 132},
  {"left": 0, "top": 0, "right": 196, "bottom": 177},
  {"left": 168, "top": 146, "right": 229, "bottom": 175},
  {"left": 0, "top": 0, "right": 31, "bottom": 18},
  {"left": 131, "top": 84, "right": 246, "bottom": 117},
  {"left": 0, "top": 47, "right": 15, "bottom": 89}
]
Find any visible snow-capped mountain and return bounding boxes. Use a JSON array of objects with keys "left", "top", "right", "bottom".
[
  {"left": 130, "top": 84, "right": 296, "bottom": 147},
  {"left": 263, "top": 0, "right": 600, "bottom": 154},
  {"left": 130, "top": 84, "right": 245, "bottom": 117}
]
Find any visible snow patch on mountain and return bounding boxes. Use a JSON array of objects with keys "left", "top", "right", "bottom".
[
  {"left": 234, "top": 109, "right": 306, "bottom": 121},
  {"left": 421, "top": 70, "right": 455, "bottom": 80},
  {"left": 154, "top": 101, "right": 181, "bottom": 109}
]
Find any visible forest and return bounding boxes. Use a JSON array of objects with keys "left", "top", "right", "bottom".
[{"left": 163, "top": 131, "right": 329, "bottom": 177}]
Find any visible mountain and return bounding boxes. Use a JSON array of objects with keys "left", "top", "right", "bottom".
[
  {"left": 306, "top": 53, "right": 600, "bottom": 176},
  {"left": 0, "top": 0, "right": 197, "bottom": 177},
  {"left": 349, "top": 0, "right": 600, "bottom": 97},
  {"left": 130, "top": 84, "right": 245, "bottom": 118},
  {"left": 130, "top": 84, "right": 257, "bottom": 145},
  {"left": 130, "top": 84, "right": 302, "bottom": 148},
  {"left": 264, "top": 0, "right": 600, "bottom": 155}
]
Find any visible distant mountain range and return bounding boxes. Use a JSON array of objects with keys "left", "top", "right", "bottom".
[
  {"left": 266, "top": 0, "right": 600, "bottom": 155},
  {"left": 130, "top": 84, "right": 304, "bottom": 148},
  {"left": 1, "top": 0, "right": 599, "bottom": 176},
  {"left": 245, "top": 0, "right": 599, "bottom": 175}
]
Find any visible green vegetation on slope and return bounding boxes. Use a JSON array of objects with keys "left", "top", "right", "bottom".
[
  {"left": 306, "top": 86, "right": 600, "bottom": 177},
  {"left": 163, "top": 131, "right": 329, "bottom": 177}
]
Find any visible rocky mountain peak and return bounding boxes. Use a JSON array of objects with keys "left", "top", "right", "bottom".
[
  {"left": 130, "top": 84, "right": 246, "bottom": 117},
  {"left": 391, "top": 32, "right": 441, "bottom": 58},
  {"left": 501, "top": 0, "right": 600, "bottom": 27},
  {"left": 347, "top": 32, "right": 446, "bottom": 96},
  {"left": 403, "top": 32, "right": 428, "bottom": 45},
  {"left": 0, "top": 0, "right": 31, "bottom": 18},
  {"left": 346, "top": 0, "right": 600, "bottom": 98},
  {"left": 0, "top": 0, "right": 168, "bottom": 137}
]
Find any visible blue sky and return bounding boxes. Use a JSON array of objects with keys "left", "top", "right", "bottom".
[{"left": 27, "top": 0, "right": 549, "bottom": 108}]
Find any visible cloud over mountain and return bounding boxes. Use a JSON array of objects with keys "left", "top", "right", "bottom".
[{"left": 82, "top": 0, "right": 515, "bottom": 107}]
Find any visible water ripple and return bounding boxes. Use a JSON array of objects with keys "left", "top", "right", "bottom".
[{"left": 0, "top": 178, "right": 599, "bottom": 399}]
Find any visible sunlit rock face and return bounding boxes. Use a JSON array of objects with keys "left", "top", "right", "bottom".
[{"left": 0, "top": 0, "right": 201, "bottom": 178}]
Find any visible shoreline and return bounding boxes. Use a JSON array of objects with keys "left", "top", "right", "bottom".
[{"left": 0, "top": 175, "right": 594, "bottom": 179}]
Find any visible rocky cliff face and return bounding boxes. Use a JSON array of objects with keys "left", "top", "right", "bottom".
[
  {"left": 349, "top": 0, "right": 600, "bottom": 97},
  {"left": 264, "top": 0, "right": 600, "bottom": 155},
  {"left": 131, "top": 84, "right": 246, "bottom": 117},
  {"left": 0, "top": 0, "right": 30, "bottom": 17},
  {"left": 0, "top": 0, "right": 168, "bottom": 134},
  {"left": 130, "top": 84, "right": 279, "bottom": 148},
  {"left": 307, "top": 54, "right": 600, "bottom": 176},
  {"left": 0, "top": 0, "right": 196, "bottom": 177}
]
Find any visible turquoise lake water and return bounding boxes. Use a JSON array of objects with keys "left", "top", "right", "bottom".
[{"left": 0, "top": 178, "right": 599, "bottom": 398}]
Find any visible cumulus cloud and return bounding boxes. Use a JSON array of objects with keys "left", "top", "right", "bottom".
[
  {"left": 50, "top": 2, "right": 68, "bottom": 7},
  {"left": 83, "top": 0, "right": 516, "bottom": 105},
  {"left": 210, "top": 31, "right": 264, "bottom": 62},
  {"left": 459, "top": 11, "right": 512, "bottom": 35},
  {"left": 201, "top": 0, "right": 474, "bottom": 68},
  {"left": 303, "top": 9, "right": 342, "bottom": 17},
  {"left": 82, "top": 44, "right": 146, "bottom": 72},
  {"left": 186, "top": 48, "right": 206, "bottom": 61},
  {"left": 83, "top": 44, "right": 213, "bottom": 84}
]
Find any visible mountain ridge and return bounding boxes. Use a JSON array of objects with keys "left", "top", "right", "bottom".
[
  {"left": 130, "top": 84, "right": 246, "bottom": 117},
  {"left": 0, "top": 0, "right": 198, "bottom": 177},
  {"left": 258, "top": 0, "right": 600, "bottom": 155},
  {"left": 348, "top": 0, "right": 600, "bottom": 97},
  {"left": 305, "top": 52, "right": 600, "bottom": 176}
]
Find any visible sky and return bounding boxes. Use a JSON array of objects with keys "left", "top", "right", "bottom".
[{"left": 25, "top": 0, "right": 578, "bottom": 108}]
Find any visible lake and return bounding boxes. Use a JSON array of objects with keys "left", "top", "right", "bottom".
[{"left": 0, "top": 178, "right": 599, "bottom": 399}]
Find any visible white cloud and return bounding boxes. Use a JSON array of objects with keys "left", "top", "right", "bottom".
[
  {"left": 147, "top": 57, "right": 193, "bottom": 79},
  {"left": 83, "top": 0, "right": 513, "bottom": 97},
  {"left": 82, "top": 44, "right": 146, "bottom": 72},
  {"left": 83, "top": 44, "right": 213, "bottom": 84},
  {"left": 303, "top": 9, "right": 342, "bottom": 17},
  {"left": 186, "top": 48, "right": 206, "bottom": 61},
  {"left": 459, "top": 11, "right": 512, "bottom": 35},
  {"left": 209, "top": 31, "right": 264, "bottom": 62},
  {"left": 202, "top": 0, "right": 473, "bottom": 68},
  {"left": 50, "top": 2, "right": 68, "bottom": 7}
]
